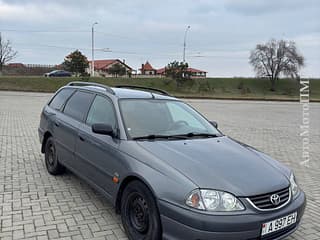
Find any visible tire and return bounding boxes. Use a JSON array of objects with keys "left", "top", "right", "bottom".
[
  {"left": 44, "top": 137, "right": 65, "bottom": 175},
  {"left": 121, "top": 181, "right": 162, "bottom": 240}
]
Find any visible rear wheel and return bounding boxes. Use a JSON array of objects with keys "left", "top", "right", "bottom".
[
  {"left": 44, "top": 137, "right": 65, "bottom": 175},
  {"left": 121, "top": 181, "right": 162, "bottom": 240}
]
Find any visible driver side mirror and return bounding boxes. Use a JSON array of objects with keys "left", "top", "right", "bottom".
[
  {"left": 209, "top": 121, "right": 218, "bottom": 129},
  {"left": 92, "top": 123, "right": 115, "bottom": 137}
]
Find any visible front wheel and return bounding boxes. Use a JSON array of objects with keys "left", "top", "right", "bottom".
[
  {"left": 121, "top": 181, "right": 162, "bottom": 240},
  {"left": 44, "top": 137, "right": 65, "bottom": 175}
]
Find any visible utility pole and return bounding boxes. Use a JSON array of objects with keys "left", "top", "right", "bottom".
[
  {"left": 91, "top": 22, "right": 98, "bottom": 77},
  {"left": 183, "top": 25, "right": 190, "bottom": 62}
]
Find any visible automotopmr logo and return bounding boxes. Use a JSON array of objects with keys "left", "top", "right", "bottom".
[{"left": 300, "top": 79, "right": 310, "bottom": 167}]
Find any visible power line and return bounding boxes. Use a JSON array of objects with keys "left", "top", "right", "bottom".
[
  {"left": 95, "top": 31, "right": 181, "bottom": 47},
  {"left": 13, "top": 41, "right": 182, "bottom": 57},
  {"left": 15, "top": 42, "right": 251, "bottom": 60},
  {"left": 0, "top": 29, "right": 88, "bottom": 33},
  {"left": 0, "top": 28, "right": 182, "bottom": 47},
  {"left": 4, "top": 29, "right": 251, "bottom": 60},
  {"left": 95, "top": 31, "right": 133, "bottom": 40},
  {"left": 0, "top": 28, "right": 140, "bottom": 41}
]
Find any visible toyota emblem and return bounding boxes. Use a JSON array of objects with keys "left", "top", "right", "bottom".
[{"left": 270, "top": 194, "right": 281, "bottom": 206}]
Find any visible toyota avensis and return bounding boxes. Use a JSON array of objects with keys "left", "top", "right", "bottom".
[{"left": 39, "top": 82, "right": 306, "bottom": 240}]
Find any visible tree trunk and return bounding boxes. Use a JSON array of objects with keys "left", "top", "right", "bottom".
[{"left": 270, "top": 78, "right": 276, "bottom": 91}]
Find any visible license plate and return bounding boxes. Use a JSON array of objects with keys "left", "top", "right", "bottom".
[{"left": 261, "top": 212, "right": 297, "bottom": 236}]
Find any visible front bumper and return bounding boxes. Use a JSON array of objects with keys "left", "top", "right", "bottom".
[{"left": 159, "top": 191, "right": 306, "bottom": 240}]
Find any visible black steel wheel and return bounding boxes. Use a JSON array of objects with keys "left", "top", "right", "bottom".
[
  {"left": 44, "top": 137, "right": 65, "bottom": 175},
  {"left": 121, "top": 181, "right": 162, "bottom": 240}
]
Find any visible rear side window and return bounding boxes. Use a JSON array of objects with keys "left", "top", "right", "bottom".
[
  {"left": 49, "top": 88, "right": 74, "bottom": 110},
  {"left": 63, "top": 91, "right": 94, "bottom": 121}
]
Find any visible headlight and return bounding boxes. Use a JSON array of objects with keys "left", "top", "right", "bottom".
[
  {"left": 290, "top": 173, "right": 299, "bottom": 197},
  {"left": 186, "top": 189, "right": 245, "bottom": 211}
]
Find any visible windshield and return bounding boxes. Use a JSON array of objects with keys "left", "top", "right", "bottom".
[{"left": 119, "top": 99, "right": 221, "bottom": 139}]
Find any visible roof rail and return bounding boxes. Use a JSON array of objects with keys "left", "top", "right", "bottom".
[
  {"left": 115, "top": 85, "right": 170, "bottom": 96},
  {"left": 67, "top": 81, "right": 115, "bottom": 95}
]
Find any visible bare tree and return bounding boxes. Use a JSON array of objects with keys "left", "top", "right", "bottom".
[
  {"left": 0, "top": 33, "right": 18, "bottom": 74},
  {"left": 249, "top": 39, "right": 304, "bottom": 91}
]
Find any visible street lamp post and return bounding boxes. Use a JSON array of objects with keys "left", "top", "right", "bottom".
[
  {"left": 183, "top": 25, "right": 190, "bottom": 62},
  {"left": 91, "top": 22, "right": 98, "bottom": 77}
]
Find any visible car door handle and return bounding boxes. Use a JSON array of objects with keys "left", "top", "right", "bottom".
[
  {"left": 54, "top": 121, "right": 60, "bottom": 127},
  {"left": 79, "top": 134, "right": 85, "bottom": 141}
]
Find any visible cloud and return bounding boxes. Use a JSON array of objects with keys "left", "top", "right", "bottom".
[
  {"left": 224, "top": 0, "right": 320, "bottom": 15},
  {"left": 0, "top": 1, "right": 78, "bottom": 23}
]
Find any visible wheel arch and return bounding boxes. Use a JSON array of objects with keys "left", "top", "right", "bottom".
[
  {"left": 41, "top": 131, "right": 53, "bottom": 153},
  {"left": 115, "top": 174, "right": 158, "bottom": 214}
]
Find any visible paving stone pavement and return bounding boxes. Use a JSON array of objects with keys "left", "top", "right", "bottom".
[{"left": 0, "top": 91, "right": 319, "bottom": 240}]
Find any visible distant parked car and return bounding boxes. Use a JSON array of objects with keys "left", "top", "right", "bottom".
[{"left": 44, "top": 70, "right": 72, "bottom": 77}]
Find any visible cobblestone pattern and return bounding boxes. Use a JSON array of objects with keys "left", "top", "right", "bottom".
[{"left": 0, "top": 91, "right": 319, "bottom": 239}]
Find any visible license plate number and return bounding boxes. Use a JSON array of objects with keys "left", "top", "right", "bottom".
[{"left": 261, "top": 212, "right": 297, "bottom": 236}]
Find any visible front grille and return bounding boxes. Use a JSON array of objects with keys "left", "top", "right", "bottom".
[{"left": 248, "top": 187, "right": 290, "bottom": 210}]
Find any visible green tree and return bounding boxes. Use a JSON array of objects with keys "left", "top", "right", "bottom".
[
  {"left": 165, "top": 61, "right": 190, "bottom": 87},
  {"left": 107, "top": 63, "right": 127, "bottom": 77},
  {"left": 249, "top": 39, "right": 304, "bottom": 91},
  {"left": 62, "top": 50, "right": 89, "bottom": 77}
]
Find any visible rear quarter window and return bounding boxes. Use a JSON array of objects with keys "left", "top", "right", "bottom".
[
  {"left": 49, "top": 88, "right": 74, "bottom": 110},
  {"left": 63, "top": 91, "right": 94, "bottom": 121}
]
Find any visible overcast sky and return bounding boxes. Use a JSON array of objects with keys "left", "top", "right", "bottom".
[{"left": 0, "top": 0, "right": 319, "bottom": 77}]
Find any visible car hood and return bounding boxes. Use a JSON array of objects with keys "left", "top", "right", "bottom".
[{"left": 136, "top": 136, "right": 290, "bottom": 196}]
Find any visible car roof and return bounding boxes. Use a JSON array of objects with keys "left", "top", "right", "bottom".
[
  {"left": 64, "top": 83, "right": 178, "bottom": 100},
  {"left": 51, "top": 70, "right": 66, "bottom": 73}
]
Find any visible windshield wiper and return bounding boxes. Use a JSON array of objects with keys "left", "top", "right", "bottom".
[
  {"left": 132, "top": 134, "right": 188, "bottom": 141},
  {"left": 132, "top": 132, "right": 221, "bottom": 140},
  {"left": 172, "top": 132, "right": 220, "bottom": 138}
]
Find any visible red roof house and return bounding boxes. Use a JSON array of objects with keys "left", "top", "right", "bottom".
[
  {"left": 187, "top": 67, "right": 207, "bottom": 77},
  {"left": 156, "top": 67, "right": 166, "bottom": 75},
  {"left": 88, "top": 59, "right": 133, "bottom": 76},
  {"left": 157, "top": 66, "right": 207, "bottom": 78},
  {"left": 140, "top": 61, "right": 157, "bottom": 75}
]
